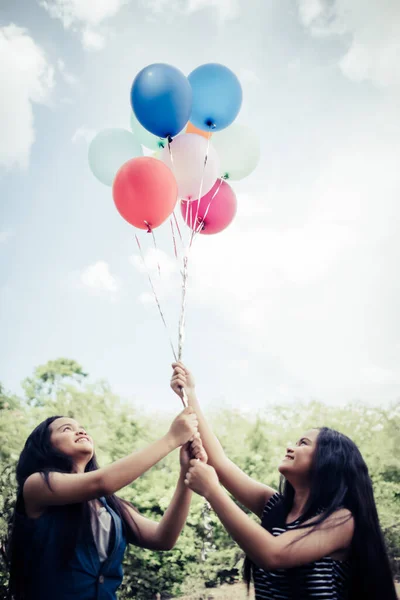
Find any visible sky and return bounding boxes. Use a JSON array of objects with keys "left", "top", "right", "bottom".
[{"left": 1, "top": 0, "right": 400, "bottom": 414}]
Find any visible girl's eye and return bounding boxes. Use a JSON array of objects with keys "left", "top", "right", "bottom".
[
  {"left": 63, "top": 426, "right": 72, "bottom": 432},
  {"left": 300, "top": 440, "right": 306, "bottom": 445}
]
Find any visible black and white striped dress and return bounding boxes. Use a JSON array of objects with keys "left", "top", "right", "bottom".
[{"left": 253, "top": 493, "right": 351, "bottom": 600}]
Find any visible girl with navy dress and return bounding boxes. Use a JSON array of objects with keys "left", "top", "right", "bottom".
[
  {"left": 7, "top": 407, "right": 206, "bottom": 599},
  {"left": 171, "top": 362, "right": 397, "bottom": 600}
]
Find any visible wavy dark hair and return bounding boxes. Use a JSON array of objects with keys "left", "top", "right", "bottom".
[
  {"left": 244, "top": 427, "right": 397, "bottom": 600},
  {"left": 6, "top": 416, "right": 141, "bottom": 600}
]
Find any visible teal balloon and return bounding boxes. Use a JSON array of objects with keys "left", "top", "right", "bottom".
[
  {"left": 130, "top": 112, "right": 165, "bottom": 151},
  {"left": 212, "top": 123, "right": 260, "bottom": 180},
  {"left": 88, "top": 128, "right": 143, "bottom": 186}
]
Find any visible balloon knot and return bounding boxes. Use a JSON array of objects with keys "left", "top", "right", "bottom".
[
  {"left": 144, "top": 221, "right": 152, "bottom": 234},
  {"left": 167, "top": 135, "right": 173, "bottom": 144},
  {"left": 197, "top": 217, "right": 205, "bottom": 231}
]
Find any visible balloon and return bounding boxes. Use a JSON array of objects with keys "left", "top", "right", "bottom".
[
  {"left": 88, "top": 129, "right": 143, "bottom": 187},
  {"left": 131, "top": 63, "right": 192, "bottom": 138},
  {"left": 188, "top": 63, "right": 242, "bottom": 132},
  {"left": 113, "top": 157, "right": 178, "bottom": 230},
  {"left": 159, "top": 133, "right": 220, "bottom": 201},
  {"left": 186, "top": 121, "right": 211, "bottom": 139},
  {"left": 181, "top": 179, "right": 237, "bottom": 235},
  {"left": 130, "top": 112, "right": 165, "bottom": 151},
  {"left": 212, "top": 123, "right": 260, "bottom": 180}
]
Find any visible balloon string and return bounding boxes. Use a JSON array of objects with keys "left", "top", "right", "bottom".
[
  {"left": 172, "top": 211, "right": 184, "bottom": 247},
  {"left": 177, "top": 124, "right": 214, "bottom": 367},
  {"left": 193, "top": 176, "right": 225, "bottom": 241},
  {"left": 144, "top": 221, "right": 162, "bottom": 278},
  {"left": 170, "top": 218, "right": 178, "bottom": 260},
  {"left": 189, "top": 126, "right": 213, "bottom": 249},
  {"left": 135, "top": 234, "right": 178, "bottom": 362},
  {"left": 177, "top": 253, "right": 188, "bottom": 362}
]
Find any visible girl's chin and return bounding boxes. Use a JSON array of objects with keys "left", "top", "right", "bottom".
[{"left": 278, "top": 463, "right": 291, "bottom": 475}]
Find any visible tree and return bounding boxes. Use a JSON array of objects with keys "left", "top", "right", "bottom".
[{"left": 22, "top": 358, "right": 88, "bottom": 405}]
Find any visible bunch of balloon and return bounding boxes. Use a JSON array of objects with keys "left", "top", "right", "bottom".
[{"left": 86, "top": 61, "right": 261, "bottom": 384}]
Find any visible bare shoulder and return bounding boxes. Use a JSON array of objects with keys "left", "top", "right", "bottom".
[
  {"left": 325, "top": 508, "right": 354, "bottom": 529},
  {"left": 23, "top": 473, "right": 47, "bottom": 518}
]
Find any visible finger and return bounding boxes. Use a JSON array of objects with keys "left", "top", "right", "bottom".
[
  {"left": 171, "top": 375, "right": 186, "bottom": 386},
  {"left": 190, "top": 459, "right": 198, "bottom": 467},
  {"left": 184, "top": 478, "right": 190, "bottom": 486}
]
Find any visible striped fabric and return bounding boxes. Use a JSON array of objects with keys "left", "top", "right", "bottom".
[{"left": 253, "top": 493, "right": 351, "bottom": 600}]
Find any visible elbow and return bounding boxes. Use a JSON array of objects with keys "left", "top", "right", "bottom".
[
  {"left": 259, "top": 549, "right": 283, "bottom": 571},
  {"left": 157, "top": 539, "right": 175, "bottom": 551},
  {"left": 161, "top": 542, "right": 175, "bottom": 551}
]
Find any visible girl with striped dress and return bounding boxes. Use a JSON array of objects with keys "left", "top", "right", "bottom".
[{"left": 171, "top": 362, "right": 397, "bottom": 600}]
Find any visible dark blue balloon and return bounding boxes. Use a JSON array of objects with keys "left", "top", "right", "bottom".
[
  {"left": 131, "top": 64, "right": 192, "bottom": 138},
  {"left": 188, "top": 63, "right": 243, "bottom": 132}
]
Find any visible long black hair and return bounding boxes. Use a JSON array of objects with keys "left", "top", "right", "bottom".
[
  {"left": 244, "top": 427, "right": 397, "bottom": 600},
  {"left": 7, "top": 416, "right": 141, "bottom": 599}
]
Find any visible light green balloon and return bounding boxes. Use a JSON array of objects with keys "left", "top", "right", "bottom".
[
  {"left": 211, "top": 123, "right": 260, "bottom": 181},
  {"left": 130, "top": 112, "right": 166, "bottom": 151},
  {"left": 88, "top": 128, "right": 143, "bottom": 186}
]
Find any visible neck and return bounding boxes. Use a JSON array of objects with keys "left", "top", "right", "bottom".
[
  {"left": 291, "top": 483, "right": 310, "bottom": 517},
  {"left": 73, "top": 460, "right": 88, "bottom": 474}
]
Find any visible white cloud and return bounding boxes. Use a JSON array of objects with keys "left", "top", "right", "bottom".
[
  {"left": 40, "top": 0, "right": 127, "bottom": 49},
  {"left": 360, "top": 365, "right": 400, "bottom": 385},
  {"left": 0, "top": 25, "right": 54, "bottom": 170},
  {"left": 81, "top": 29, "right": 106, "bottom": 50},
  {"left": 187, "top": 0, "right": 239, "bottom": 20},
  {"left": 185, "top": 123, "right": 400, "bottom": 401},
  {"left": 130, "top": 248, "right": 178, "bottom": 280},
  {"left": 79, "top": 260, "right": 120, "bottom": 294},
  {"left": 297, "top": 0, "right": 400, "bottom": 88},
  {"left": 0, "top": 230, "right": 14, "bottom": 243},
  {"left": 238, "top": 68, "right": 261, "bottom": 86},
  {"left": 146, "top": 0, "right": 239, "bottom": 21},
  {"left": 130, "top": 247, "right": 180, "bottom": 306},
  {"left": 71, "top": 126, "right": 96, "bottom": 144},
  {"left": 57, "top": 59, "right": 78, "bottom": 85}
]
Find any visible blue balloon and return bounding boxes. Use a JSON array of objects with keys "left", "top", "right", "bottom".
[
  {"left": 188, "top": 63, "right": 243, "bottom": 132},
  {"left": 131, "top": 64, "right": 192, "bottom": 138}
]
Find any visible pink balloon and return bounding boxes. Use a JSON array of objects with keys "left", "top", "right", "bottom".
[
  {"left": 113, "top": 157, "right": 178, "bottom": 230},
  {"left": 181, "top": 179, "right": 237, "bottom": 235}
]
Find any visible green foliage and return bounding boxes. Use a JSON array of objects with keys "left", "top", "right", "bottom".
[
  {"left": 22, "top": 358, "right": 87, "bottom": 405},
  {"left": 0, "top": 361, "right": 399, "bottom": 599}
]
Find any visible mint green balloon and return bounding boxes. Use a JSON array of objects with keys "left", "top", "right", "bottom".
[
  {"left": 130, "top": 112, "right": 166, "bottom": 151},
  {"left": 211, "top": 123, "right": 260, "bottom": 181},
  {"left": 88, "top": 128, "right": 143, "bottom": 186}
]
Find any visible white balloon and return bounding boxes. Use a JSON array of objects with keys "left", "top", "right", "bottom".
[
  {"left": 159, "top": 133, "right": 220, "bottom": 200},
  {"left": 212, "top": 123, "right": 260, "bottom": 180}
]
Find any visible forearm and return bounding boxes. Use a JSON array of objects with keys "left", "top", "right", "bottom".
[
  {"left": 186, "top": 391, "right": 226, "bottom": 469},
  {"left": 156, "top": 471, "right": 193, "bottom": 549},
  {"left": 100, "top": 434, "right": 176, "bottom": 496},
  {"left": 206, "top": 485, "right": 277, "bottom": 569}
]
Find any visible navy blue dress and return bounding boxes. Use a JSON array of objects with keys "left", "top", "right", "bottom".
[{"left": 15, "top": 497, "right": 127, "bottom": 600}]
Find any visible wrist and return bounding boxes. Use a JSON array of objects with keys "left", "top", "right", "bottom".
[
  {"left": 164, "top": 431, "right": 179, "bottom": 451},
  {"left": 186, "top": 388, "right": 197, "bottom": 403},
  {"left": 205, "top": 481, "right": 224, "bottom": 503},
  {"left": 178, "top": 470, "right": 191, "bottom": 487}
]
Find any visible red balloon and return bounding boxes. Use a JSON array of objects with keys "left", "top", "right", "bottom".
[
  {"left": 113, "top": 156, "right": 178, "bottom": 230},
  {"left": 181, "top": 179, "right": 237, "bottom": 235}
]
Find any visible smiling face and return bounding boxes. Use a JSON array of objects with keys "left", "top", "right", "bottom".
[
  {"left": 49, "top": 417, "right": 94, "bottom": 466},
  {"left": 278, "top": 429, "right": 319, "bottom": 482}
]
